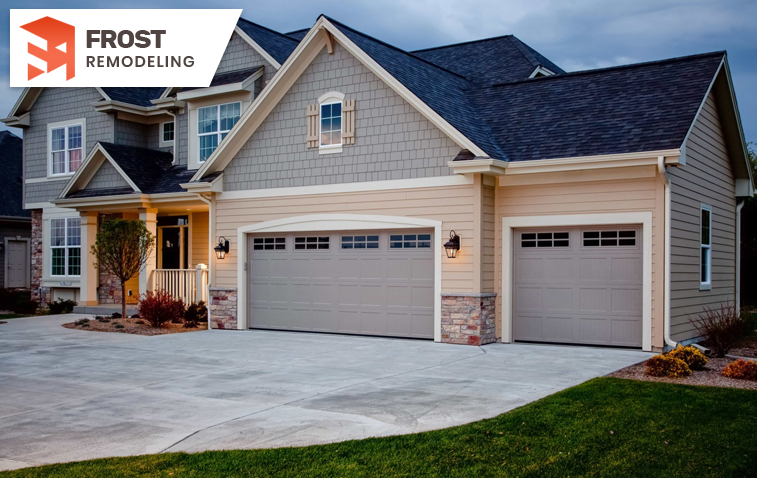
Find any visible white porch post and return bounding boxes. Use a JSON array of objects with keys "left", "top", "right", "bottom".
[
  {"left": 195, "top": 263, "right": 208, "bottom": 303},
  {"left": 79, "top": 211, "right": 99, "bottom": 306},
  {"left": 139, "top": 208, "right": 158, "bottom": 296}
]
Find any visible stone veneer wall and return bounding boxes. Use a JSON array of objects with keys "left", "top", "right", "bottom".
[
  {"left": 441, "top": 293, "right": 497, "bottom": 346},
  {"left": 30, "top": 210, "right": 50, "bottom": 306},
  {"left": 209, "top": 287, "right": 238, "bottom": 329}
]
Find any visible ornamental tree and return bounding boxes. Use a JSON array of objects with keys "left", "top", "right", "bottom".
[{"left": 90, "top": 218, "right": 155, "bottom": 319}]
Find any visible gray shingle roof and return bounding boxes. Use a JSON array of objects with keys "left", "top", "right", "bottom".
[
  {"left": 180, "top": 66, "right": 263, "bottom": 92},
  {"left": 413, "top": 35, "right": 564, "bottom": 86},
  {"left": 100, "top": 87, "right": 166, "bottom": 107},
  {"left": 0, "top": 131, "right": 28, "bottom": 218},
  {"left": 285, "top": 28, "right": 309, "bottom": 41},
  {"left": 236, "top": 18, "right": 299, "bottom": 65},
  {"left": 470, "top": 52, "right": 724, "bottom": 162}
]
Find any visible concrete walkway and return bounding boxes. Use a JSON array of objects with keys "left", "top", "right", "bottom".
[{"left": 0, "top": 314, "right": 649, "bottom": 471}]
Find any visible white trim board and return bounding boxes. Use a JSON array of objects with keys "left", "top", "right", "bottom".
[
  {"left": 234, "top": 25, "right": 282, "bottom": 70},
  {"left": 217, "top": 175, "right": 473, "bottom": 201},
  {"left": 235, "top": 214, "right": 443, "bottom": 342},
  {"left": 501, "top": 212, "right": 653, "bottom": 351}
]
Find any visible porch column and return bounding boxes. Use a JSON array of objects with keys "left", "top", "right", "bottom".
[
  {"left": 79, "top": 211, "right": 99, "bottom": 306},
  {"left": 139, "top": 208, "right": 158, "bottom": 296}
]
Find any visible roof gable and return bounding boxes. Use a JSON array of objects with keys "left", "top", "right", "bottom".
[{"left": 236, "top": 18, "right": 300, "bottom": 66}]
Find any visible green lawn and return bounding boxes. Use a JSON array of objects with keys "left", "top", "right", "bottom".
[{"left": 2, "top": 378, "right": 756, "bottom": 478}]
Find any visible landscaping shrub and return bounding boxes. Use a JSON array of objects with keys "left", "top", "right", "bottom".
[
  {"left": 722, "top": 359, "right": 757, "bottom": 381},
  {"left": 135, "top": 319, "right": 145, "bottom": 325},
  {"left": 0, "top": 288, "right": 38, "bottom": 314},
  {"left": 137, "top": 290, "right": 184, "bottom": 328},
  {"left": 130, "top": 314, "right": 140, "bottom": 319},
  {"left": 689, "top": 303, "right": 749, "bottom": 357},
  {"left": 74, "top": 318, "right": 90, "bottom": 326},
  {"left": 48, "top": 298, "right": 77, "bottom": 315},
  {"left": 667, "top": 345, "right": 709, "bottom": 370},
  {"left": 111, "top": 312, "right": 122, "bottom": 319},
  {"left": 644, "top": 354, "right": 692, "bottom": 378},
  {"left": 184, "top": 301, "right": 208, "bottom": 328},
  {"left": 114, "top": 324, "right": 124, "bottom": 329}
]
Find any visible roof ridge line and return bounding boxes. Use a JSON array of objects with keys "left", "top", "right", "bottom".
[
  {"left": 237, "top": 17, "right": 299, "bottom": 44},
  {"left": 322, "top": 15, "right": 470, "bottom": 81},
  {"left": 285, "top": 28, "right": 309, "bottom": 35},
  {"left": 491, "top": 50, "right": 726, "bottom": 88},
  {"left": 411, "top": 34, "right": 514, "bottom": 53},
  {"left": 507, "top": 36, "right": 541, "bottom": 68}
]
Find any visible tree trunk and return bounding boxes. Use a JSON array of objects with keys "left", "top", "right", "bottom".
[{"left": 121, "top": 281, "right": 127, "bottom": 319}]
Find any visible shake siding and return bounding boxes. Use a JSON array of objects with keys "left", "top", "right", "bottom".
[
  {"left": 668, "top": 92, "right": 736, "bottom": 341},
  {"left": 211, "top": 184, "right": 476, "bottom": 292},
  {"left": 216, "top": 32, "right": 276, "bottom": 85},
  {"left": 495, "top": 168, "right": 666, "bottom": 346},
  {"left": 84, "top": 161, "right": 129, "bottom": 190},
  {"left": 24, "top": 87, "right": 113, "bottom": 204},
  {"left": 191, "top": 212, "right": 209, "bottom": 267},
  {"left": 115, "top": 119, "right": 149, "bottom": 148},
  {"left": 223, "top": 43, "right": 460, "bottom": 192}
]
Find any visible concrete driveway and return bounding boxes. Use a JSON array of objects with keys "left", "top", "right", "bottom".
[{"left": 0, "top": 314, "right": 648, "bottom": 471}]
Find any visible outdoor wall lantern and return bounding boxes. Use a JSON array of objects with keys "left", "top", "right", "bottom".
[
  {"left": 214, "top": 237, "right": 230, "bottom": 260},
  {"left": 444, "top": 230, "right": 461, "bottom": 259}
]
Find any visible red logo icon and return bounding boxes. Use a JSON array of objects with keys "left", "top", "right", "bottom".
[{"left": 21, "top": 16, "right": 75, "bottom": 80}]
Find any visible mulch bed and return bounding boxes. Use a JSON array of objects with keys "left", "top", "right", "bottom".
[
  {"left": 610, "top": 356, "right": 757, "bottom": 391},
  {"left": 63, "top": 317, "right": 206, "bottom": 336},
  {"left": 731, "top": 336, "right": 757, "bottom": 358}
]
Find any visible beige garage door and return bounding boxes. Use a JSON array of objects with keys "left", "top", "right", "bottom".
[
  {"left": 247, "top": 230, "right": 434, "bottom": 339},
  {"left": 513, "top": 226, "right": 643, "bottom": 347}
]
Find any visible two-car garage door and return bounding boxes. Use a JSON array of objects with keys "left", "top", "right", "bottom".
[
  {"left": 513, "top": 226, "right": 643, "bottom": 348},
  {"left": 247, "top": 230, "right": 435, "bottom": 339}
]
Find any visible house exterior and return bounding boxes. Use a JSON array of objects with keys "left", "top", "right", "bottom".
[
  {"left": 0, "top": 131, "right": 31, "bottom": 290},
  {"left": 2, "top": 15, "right": 752, "bottom": 351}
]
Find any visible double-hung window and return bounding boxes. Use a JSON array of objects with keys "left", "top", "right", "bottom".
[
  {"left": 162, "top": 122, "right": 174, "bottom": 143},
  {"left": 198, "top": 102, "right": 241, "bottom": 162},
  {"left": 700, "top": 204, "right": 712, "bottom": 289},
  {"left": 50, "top": 123, "right": 83, "bottom": 175},
  {"left": 320, "top": 102, "right": 342, "bottom": 147},
  {"left": 51, "top": 218, "right": 81, "bottom": 277}
]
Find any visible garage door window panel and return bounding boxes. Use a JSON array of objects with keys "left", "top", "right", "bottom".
[
  {"left": 341, "top": 235, "right": 379, "bottom": 250},
  {"left": 521, "top": 232, "right": 569, "bottom": 248},
  {"left": 390, "top": 234, "right": 431, "bottom": 249},
  {"left": 583, "top": 230, "right": 636, "bottom": 248},
  {"left": 295, "top": 236, "right": 329, "bottom": 250},
  {"left": 253, "top": 237, "right": 286, "bottom": 250}
]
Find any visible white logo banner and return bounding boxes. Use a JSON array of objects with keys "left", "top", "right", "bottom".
[{"left": 10, "top": 9, "right": 242, "bottom": 87}]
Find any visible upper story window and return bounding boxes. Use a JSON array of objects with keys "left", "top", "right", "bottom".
[
  {"left": 320, "top": 102, "right": 342, "bottom": 147},
  {"left": 162, "top": 122, "right": 174, "bottom": 143},
  {"left": 51, "top": 217, "right": 81, "bottom": 277},
  {"left": 49, "top": 120, "right": 84, "bottom": 176},
  {"left": 700, "top": 204, "right": 712, "bottom": 290},
  {"left": 198, "top": 102, "right": 241, "bottom": 162}
]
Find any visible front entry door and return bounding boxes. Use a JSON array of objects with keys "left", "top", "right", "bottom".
[
  {"left": 161, "top": 228, "right": 182, "bottom": 269},
  {"left": 6, "top": 240, "right": 29, "bottom": 288}
]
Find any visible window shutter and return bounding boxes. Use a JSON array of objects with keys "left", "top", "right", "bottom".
[
  {"left": 306, "top": 104, "right": 319, "bottom": 148},
  {"left": 342, "top": 99, "right": 355, "bottom": 145}
]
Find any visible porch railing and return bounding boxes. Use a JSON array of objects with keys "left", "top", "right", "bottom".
[{"left": 152, "top": 264, "right": 208, "bottom": 305}]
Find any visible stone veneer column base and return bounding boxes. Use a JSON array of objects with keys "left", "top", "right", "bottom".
[
  {"left": 441, "top": 293, "right": 497, "bottom": 346},
  {"left": 209, "top": 287, "right": 238, "bottom": 329},
  {"left": 30, "top": 210, "right": 50, "bottom": 307}
]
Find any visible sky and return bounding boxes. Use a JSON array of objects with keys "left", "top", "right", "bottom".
[{"left": 2, "top": 0, "right": 756, "bottom": 145}]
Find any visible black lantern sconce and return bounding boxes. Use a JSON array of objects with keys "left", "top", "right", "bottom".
[
  {"left": 444, "top": 230, "right": 461, "bottom": 259},
  {"left": 214, "top": 236, "right": 230, "bottom": 260}
]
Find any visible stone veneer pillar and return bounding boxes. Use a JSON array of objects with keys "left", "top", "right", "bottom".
[
  {"left": 209, "top": 287, "right": 238, "bottom": 329},
  {"left": 441, "top": 293, "right": 497, "bottom": 346},
  {"left": 30, "top": 210, "right": 49, "bottom": 307}
]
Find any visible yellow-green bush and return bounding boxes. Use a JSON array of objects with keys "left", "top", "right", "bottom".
[
  {"left": 667, "top": 345, "right": 709, "bottom": 370},
  {"left": 722, "top": 359, "right": 757, "bottom": 381},
  {"left": 644, "top": 354, "right": 692, "bottom": 378}
]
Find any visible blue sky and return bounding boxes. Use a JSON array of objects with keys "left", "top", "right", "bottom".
[{"left": 2, "top": 0, "right": 756, "bottom": 146}]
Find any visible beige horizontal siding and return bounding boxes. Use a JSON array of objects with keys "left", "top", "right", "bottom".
[
  {"left": 211, "top": 184, "right": 476, "bottom": 292},
  {"left": 668, "top": 92, "right": 736, "bottom": 341},
  {"left": 191, "top": 212, "right": 209, "bottom": 268},
  {"left": 495, "top": 166, "right": 665, "bottom": 347}
]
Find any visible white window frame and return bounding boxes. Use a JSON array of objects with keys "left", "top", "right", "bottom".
[
  {"left": 50, "top": 217, "right": 81, "bottom": 278},
  {"left": 317, "top": 91, "right": 344, "bottom": 154},
  {"left": 160, "top": 121, "right": 175, "bottom": 147},
  {"left": 700, "top": 204, "right": 712, "bottom": 290},
  {"left": 47, "top": 118, "right": 86, "bottom": 178},
  {"left": 197, "top": 102, "right": 241, "bottom": 163}
]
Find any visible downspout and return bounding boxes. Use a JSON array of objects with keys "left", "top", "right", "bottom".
[
  {"left": 658, "top": 156, "right": 678, "bottom": 349},
  {"left": 736, "top": 200, "right": 745, "bottom": 312},
  {"left": 196, "top": 192, "right": 213, "bottom": 330}
]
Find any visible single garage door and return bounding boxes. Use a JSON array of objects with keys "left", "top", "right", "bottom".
[
  {"left": 513, "top": 226, "right": 643, "bottom": 347},
  {"left": 248, "top": 230, "right": 435, "bottom": 339}
]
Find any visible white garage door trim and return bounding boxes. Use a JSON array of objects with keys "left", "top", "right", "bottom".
[
  {"left": 237, "top": 214, "right": 443, "bottom": 341},
  {"left": 502, "top": 212, "right": 653, "bottom": 351}
]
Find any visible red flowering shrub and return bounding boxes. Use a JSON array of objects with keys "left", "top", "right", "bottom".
[
  {"left": 722, "top": 359, "right": 757, "bottom": 381},
  {"left": 138, "top": 290, "right": 184, "bottom": 328}
]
